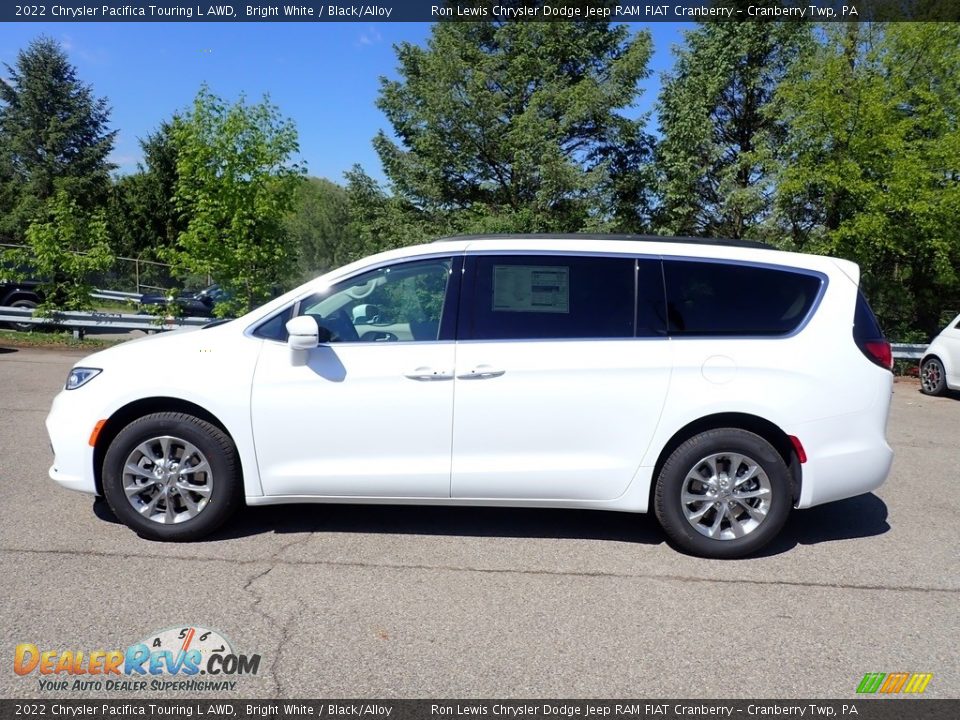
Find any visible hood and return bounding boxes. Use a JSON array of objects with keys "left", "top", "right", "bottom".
[{"left": 73, "top": 324, "right": 226, "bottom": 370}]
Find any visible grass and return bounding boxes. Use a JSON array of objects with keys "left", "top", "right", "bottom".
[{"left": 0, "top": 328, "right": 126, "bottom": 349}]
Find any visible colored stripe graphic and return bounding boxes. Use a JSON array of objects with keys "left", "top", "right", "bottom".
[
  {"left": 880, "top": 672, "right": 909, "bottom": 693},
  {"left": 903, "top": 673, "right": 933, "bottom": 693},
  {"left": 856, "top": 673, "right": 885, "bottom": 693},
  {"left": 856, "top": 672, "right": 932, "bottom": 694}
]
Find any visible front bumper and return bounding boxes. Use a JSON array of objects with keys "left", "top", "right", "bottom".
[{"left": 46, "top": 389, "right": 100, "bottom": 495}]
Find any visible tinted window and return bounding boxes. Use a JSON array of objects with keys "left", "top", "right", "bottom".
[
  {"left": 664, "top": 260, "right": 822, "bottom": 337},
  {"left": 853, "top": 291, "right": 885, "bottom": 340},
  {"left": 463, "top": 255, "right": 637, "bottom": 340}
]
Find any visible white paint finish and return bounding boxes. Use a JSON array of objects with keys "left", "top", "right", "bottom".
[
  {"left": 701, "top": 354, "right": 736, "bottom": 384},
  {"left": 924, "top": 313, "right": 960, "bottom": 390},
  {"left": 450, "top": 339, "right": 672, "bottom": 501},
  {"left": 251, "top": 340, "right": 455, "bottom": 497},
  {"left": 44, "top": 236, "right": 896, "bottom": 533}
]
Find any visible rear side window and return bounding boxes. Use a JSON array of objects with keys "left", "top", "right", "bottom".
[
  {"left": 853, "top": 290, "right": 885, "bottom": 340},
  {"left": 664, "top": 260, "right": 823, "bottom": 337},
  {"left": 462, "top": 255, "right": 637, "bottom": 340}
]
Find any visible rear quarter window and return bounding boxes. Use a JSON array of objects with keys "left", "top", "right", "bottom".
[{"left": 664, "top": 260, "right": 823, "bottom": 337}]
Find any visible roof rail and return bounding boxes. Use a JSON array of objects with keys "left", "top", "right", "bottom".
[{"left": 431, "top": 233, "right": 773, "bottom": 250}]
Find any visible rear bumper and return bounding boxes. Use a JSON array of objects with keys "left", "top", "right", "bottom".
[{"left": 794, "top": 376, "right": 894, "bottom": 508}]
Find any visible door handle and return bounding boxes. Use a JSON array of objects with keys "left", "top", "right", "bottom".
[
  {"left": 404, "top": 367, "right": 453, "bottom": 381},
  {"left": 456, "top": 365, "right": 506, "bottom": 380}
]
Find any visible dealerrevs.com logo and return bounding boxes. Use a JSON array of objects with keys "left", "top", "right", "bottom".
[{"left": 15, "top": 626, "right": 261, "bottom": 692}]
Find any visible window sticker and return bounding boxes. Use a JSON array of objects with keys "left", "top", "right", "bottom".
[{"left": 492, "top": 265, "right": 570, "bottom": 314}]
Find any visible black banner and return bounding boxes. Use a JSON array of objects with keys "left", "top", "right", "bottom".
[
  {"left": 3, "top": 0, "right": 959, "bottom": 24},
  {"left": 0, "top": 700, "right": 958, "bottom": 720}
]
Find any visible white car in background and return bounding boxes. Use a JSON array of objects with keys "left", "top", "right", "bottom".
[
  {"left": 45, "top": 235, "right": 895, "bottom": 558},
  {"left": 920, "top": 314, "right": 960, "bottom": 395}
]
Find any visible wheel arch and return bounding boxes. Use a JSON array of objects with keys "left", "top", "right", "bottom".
[
  {"left": 920, "top": 353, "right": 946, "bottom": 372},
  {"left": 3, "top": 293, "right": 40, "bottom": 305},
  {"left": 92, "top": 397, "right": 241, "bottom": 496},
  {"left": 648, "top": 412, "right": 802, "bottom": 511}
]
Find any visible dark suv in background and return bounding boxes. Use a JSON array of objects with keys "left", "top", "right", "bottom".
[{"left": 0, "top": 279, "right": 42, "bottom": 330}]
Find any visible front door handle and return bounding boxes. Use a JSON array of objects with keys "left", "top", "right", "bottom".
[
  {"left": 456, "top": 365, "right": 506, "bottom": 380},
  {"left": 404, "top": 367, "right": 453, "bottom": 381}
]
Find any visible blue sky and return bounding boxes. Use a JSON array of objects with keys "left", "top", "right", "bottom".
[{"left": 1, "top": 22, "right": 689, "bottom": 184}]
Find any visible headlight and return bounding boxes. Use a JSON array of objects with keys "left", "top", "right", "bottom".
[{"left": 65, "top": 367, "right": 102, "bottom": 390}]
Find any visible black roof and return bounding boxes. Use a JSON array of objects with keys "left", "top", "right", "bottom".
[{"left": 432, "top": 233, "right": 773, "bottom": 250}]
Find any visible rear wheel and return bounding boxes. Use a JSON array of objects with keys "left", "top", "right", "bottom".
[
  {"left": 102, "top": 412, "right": 242, "bottom": 541},
  {"left": 5, "top": 297, "right": 38, "bottom": 331},
  {"left": 654, "top": 429, "right": 792, "bottom": 559},
  {"left": 920, "top": 357, "right": 946, "bottom": 396}
]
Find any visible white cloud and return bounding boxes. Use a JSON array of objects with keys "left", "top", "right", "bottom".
[{"left": 357, "top": 26, "right": 382, "bottom": 47}]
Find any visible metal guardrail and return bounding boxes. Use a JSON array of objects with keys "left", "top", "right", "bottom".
[
  {"left": 891, "top": 343, "right": 928, "bottom": 360},
  {"left": 0, "top": 307, "right": 213, "bottom": 339},
  {"left": 90, "top": 289, "right": 145, "bottom": 302}
]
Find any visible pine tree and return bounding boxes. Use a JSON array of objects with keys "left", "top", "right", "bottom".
[
  {"left": 0, "top": 36, "right": 116, "bottom": 241},
  {"left": 655, "top": 15, "right": 810, "bottom": 239}
]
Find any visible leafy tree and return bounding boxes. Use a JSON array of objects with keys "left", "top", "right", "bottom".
[
  {"left": 107, "top": 122, "right": 184, "bottom": 260},
  {"left": 284, "top": 176, "right": 353, "bottom": 278},
  {"left": 0, "top": 36, "right": 116, "bottom": 241},
  {"left": 374, "top": 18, "right": 653, "bottom": 233},
  {"left": 341, "top": 165, "right": 446, "bottom": 265},
  {"left": 169, "top": 86, "right": 305, "bottom": 316},
  {"left": 655, "top": 13, "right": 811, "bottom": 239},
  {"left": 774, "top": 23, "right": 960, "bottom": 338},
  {"left": 8, "top": 191, "right": 114, "bottom": 312}
]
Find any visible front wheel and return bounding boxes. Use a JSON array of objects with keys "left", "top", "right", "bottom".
[
  {"left": 920, "top": 357, "right": 946, "bottom": 396},
  {"left": 654, "top": 429, "right": 792, "bottom": 559},
  {"left": 102, "top": 412, "right": 242, "bottom": 541}
]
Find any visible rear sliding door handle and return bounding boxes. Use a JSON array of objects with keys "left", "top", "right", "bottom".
[
  {"left": 404, "top": 367, "right": 453, "bottom": 381},
  {"left": 456, "top": 365, "right": 506, "bottom": 380}
]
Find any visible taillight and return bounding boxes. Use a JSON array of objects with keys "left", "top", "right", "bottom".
[{"left": 863, "top": 340, "right": 893, "bottom": 370}]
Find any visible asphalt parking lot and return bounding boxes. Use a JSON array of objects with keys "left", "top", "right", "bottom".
[{"left": 0, "top": 344, "right": 957, "bottom": 699}]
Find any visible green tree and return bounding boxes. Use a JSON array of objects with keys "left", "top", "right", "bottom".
[
  {"left": 774, "top": 23, "right": 960, "bottom": 338},
  {"left": 107, "top": 122, "right": 185, "bottom": 260},
  {"left": 373, "top": 18, "right": 653, "bottom": 233},
  {"left": 9, "top": 191, "right": 114, "bottom": 312},
  {"left": 0, "top": 37, "right": 116, "bottom": 241},
  {"left": 284, "top": 176, "right": 353, "bottom": 278},
  {"left": 655, "top": 13, "right": 811, "bottom": 238},
  {"left": 341, "top": 165, "right": 446, "bottom": 265},
  {"left": 170, "top": 87, "right": 305, "bottom": 316}
]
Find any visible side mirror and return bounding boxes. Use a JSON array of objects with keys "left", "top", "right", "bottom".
[{"left": 286, "top": 316, "right": 320, "bottom": 351}]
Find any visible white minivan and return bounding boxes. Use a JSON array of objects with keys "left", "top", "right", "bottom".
[{"left": 46, "top": 236, "right": 894, "bottom": 558}]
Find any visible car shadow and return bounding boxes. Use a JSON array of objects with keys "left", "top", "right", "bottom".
[
  {"left": 218, "top": 492, "right": 889, "bottom": 556},
  {"left": 217, "top": 503, "right": 667, "bottom": 545},
  {"left": 92, "top": 492, "right": 889, "bottom": 558},
  {"left": 0, "top": 346, "right": 18, "bottom": 354},
  {"left": 753, "top": 493, "right": 889, "bottom": 558}
]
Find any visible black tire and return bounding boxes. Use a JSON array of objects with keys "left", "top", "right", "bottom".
[
  {"left": 102, "top": 412, "right": 242, "bottom": 541},
  {"left": 654, "top": 429, "right": 792, "bottom": 559},
  {"left": 920, "top": 357, "right": 946, "bottom": 396},
  {"left": 5, "top": 298, "right": 38, "bottom": 331}
]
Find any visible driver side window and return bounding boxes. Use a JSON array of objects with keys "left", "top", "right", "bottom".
[{"left": 297, "top": 258, "right": 453, "bottom": 343}]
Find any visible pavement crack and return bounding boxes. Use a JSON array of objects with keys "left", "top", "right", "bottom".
[{"left": 3, "top": 545, "right": 957, "bottom": 595}]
